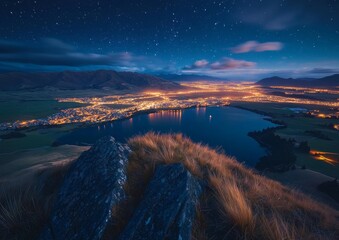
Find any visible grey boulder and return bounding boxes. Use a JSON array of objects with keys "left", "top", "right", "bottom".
[
  {"left": 40, "top": 136, "right": 130, "bottom": 240},
  {"left": 118, "top": 163, "right": 204, "bottom": 240}
]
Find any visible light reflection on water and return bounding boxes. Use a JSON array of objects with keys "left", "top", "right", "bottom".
[
  {"left": 59, "top": 106, "right": 277, "bottom": 166},
  {"left": 148, "top": 110, "right": 183, "bottom": 124}
]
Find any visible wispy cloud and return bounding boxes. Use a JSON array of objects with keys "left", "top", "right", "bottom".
[
  {"left": 235, "top": 1, "right": 308, "bottom": 31},
  {"left": 183, "top": 58, "right": 256, "bottom": 71},
  {"left": 184, "top": 59, "right": 209, "bottom": 70},
  {"left": 181, "top": 57, "right": 339, "bottom": 80},
  {"left": 231, "top": 41, "right": 283, "bottom": 53},
  {"left": 242, "top": 11, "right": 298, "bottom": 30},
  {"left": 305, "top": 67, "right": 339, "bottom": 74},
  {"left": 0, "top": 38, "right": 161, "bottom": 72},
  {"left": 210, "top": 58, "right": 256, "bottom": 70},
  {"left": 181, "top": 66, "right": 339, "bottom": 80}
]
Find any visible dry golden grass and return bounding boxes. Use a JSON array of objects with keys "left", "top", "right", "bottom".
[
  {"left": 129, "top": 132, "right": 339, "bottom": 240},
  {"left": 209, "top": 174, "right": 254, "bottom": 233},
  {"left": 0, "top": 162, "right": 70, "bottom": 240},
  {"left": 1, "top": 132, "right": 338, "bottom": 239}
]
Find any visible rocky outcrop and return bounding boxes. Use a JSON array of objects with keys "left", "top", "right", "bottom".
[
  {"left": 118, "top": 163, "right": 204, "bottom": 240},
  {"left": 40, "top": 136, "right": 130, "bottom": 240},
  {"left": 39, "top": 137, "right": 204, "bottom": 240}
]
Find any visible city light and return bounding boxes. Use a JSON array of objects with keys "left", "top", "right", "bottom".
[{"left": 0, "top": 82, "right": 338, "bottom": 130}]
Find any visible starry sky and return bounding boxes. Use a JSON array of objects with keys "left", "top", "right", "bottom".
[{"left": 0, "top": 0, "right": 339, "bottom": 79}]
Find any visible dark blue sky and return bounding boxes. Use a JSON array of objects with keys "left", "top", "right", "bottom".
[{"left": 0, "top": 0, "right": 338, "bottom": 79}]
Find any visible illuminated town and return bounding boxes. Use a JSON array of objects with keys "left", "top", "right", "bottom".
[{"left": 0, "top": 81, "right": 338, "bottom": 131}]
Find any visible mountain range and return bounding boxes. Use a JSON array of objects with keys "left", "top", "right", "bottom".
[
  {"left": 1, "top": 70, "right": 338, "bottom": 91},
  {"left": 157, "top": 73, "right": 228, "bottom": 81},
  {"left": 256, "top": 74, "right": 339, "bottom": 88},
  {"left": 0, "top": 70, "right": 182, "bottom": 91}
]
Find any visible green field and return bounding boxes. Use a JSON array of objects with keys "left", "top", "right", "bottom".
[
  {"left": 0, "top": 124, "right": 85, "bottom": 177},
  {"left": 0, "top": 125, "right": 76, "bottom": 155},
  {"left": 0, "top": 144, "right": 88, "bottom": 179},
  {"left": 0, "top": 89, "right": 131, "bottom": 177},
  {"left": 232, "top": 102, "right": 339, "bottom": 178},
  {"left": 0, "top": 89, "right": 136, "bottom": 123},
  {"left": 0, "top": 100, "right": 85, "bottom": 123},
  {"left": 0, "top": 89, "right": 131, "bottom": 101}
]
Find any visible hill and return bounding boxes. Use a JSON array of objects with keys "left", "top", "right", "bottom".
[
  {"left": 0, "top": 70, "right": 182, "bottom": 91},
  {"left": 157, "top": 73, "right": 228, "bottom": 81},
  {"left": 0, "top": 133, "right": 338, "bottom": 239},
  {"left": 257, "top": 74, "right": 339, "bottom": 88}
]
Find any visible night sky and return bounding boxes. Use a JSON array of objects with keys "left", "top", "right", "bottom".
[{"left": 0, "top": 0, "right": 339, "bottom": 79}]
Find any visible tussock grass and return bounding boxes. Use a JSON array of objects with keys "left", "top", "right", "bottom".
[
  {"left": 209, "top": 174, "right": 254, "bottom": 233},
  {"left": 129, "top": 132, "right": 339, "bottom": 240},
  {"left": 0, "top": 162, "right": 70, "bottom": 240},
  {"left": 1, "top": 132, "right": 338, "bottom": 239}
]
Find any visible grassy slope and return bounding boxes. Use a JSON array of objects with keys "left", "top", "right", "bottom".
[
  {"left": 127, "top": 133, "right": 338, "bottom": 239},
  {"left": 0, "top": 160, "right": 71, "bottom": 239},
  {"left": 1, "top": 133, "right": 338, "bottom": 239},
  {"left": 0, "top": 145, "right": 88, "bottom": 178}
]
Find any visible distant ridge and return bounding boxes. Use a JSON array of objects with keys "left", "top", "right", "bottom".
[
  {"left": 256, "top": 74, "right": 339, "bottom": 88},
  {"left": 0, "top": 70, "right": 182, "bottom": 91},
  {"left": 158, "top": 74, "right": 228, "bottom": 81}
]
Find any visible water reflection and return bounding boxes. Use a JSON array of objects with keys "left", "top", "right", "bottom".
[
  {"left": 196, "top": 106, "right": 206, "bottom": 116},
  {"left": 60, "top": 107, "right": 277, "bottom": 166},
  {"left": 148, "top": 110, "right": 182, "bottom": 124}
]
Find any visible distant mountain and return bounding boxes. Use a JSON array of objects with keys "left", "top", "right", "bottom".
[
  {"left": 157, "top": 74, "right": 228, "bottom": 81},
  {"left": 0, "top": 70, "right": 183, "bottom": 91},
  {"left": 256, "top": 74, "right": 339, "bottom": 88}
]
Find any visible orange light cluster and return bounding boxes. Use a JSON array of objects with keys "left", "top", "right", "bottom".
[{"left": 1, "top": 81, "right": 338, "bottom": 130}]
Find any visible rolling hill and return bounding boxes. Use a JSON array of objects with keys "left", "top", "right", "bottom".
[
  {"left": 0, "top": 70, "right": 183, "bottom": 91},
  {"left": 256, "top": 74, "right": 339, "bottom": 88},
  {"left": 157, "top": 73, "right": 228, "bottom": 81}
]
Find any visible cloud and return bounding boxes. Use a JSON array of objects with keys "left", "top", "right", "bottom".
[
  {"left": 243, "top": 11, "right": 298, "bottom": 30},
  {"left": 0, "top": 38, "right": 74, "bottom": 54},
  {"left": 181, "top": 57, "right": 339, "bottom": 80},
  {"left": 183, "top": 57, "right": 256, "bottom": 71},
  {"left": 231, "top": 41, "right": 283, "bottom": 53},
  {"left": 193, "top": 59, "right": 209, "bottom": 68},
  {"left": 0, "top": 40, "right": 28, "bottom": 54},
  {"left": 180, "top": 66, "right": 339, "bottom": 81},
  {"left": 235, "top": 1, "right": 308, "bottom": 31},
  {"left": 0, "top": 38, "right": 159, "bottom": 71},
  {"left": 306, "top": 68, "right": 339, "bottom": 74},
  {"left": 210, "top": 58, "right": 256, "bottom": 70}
]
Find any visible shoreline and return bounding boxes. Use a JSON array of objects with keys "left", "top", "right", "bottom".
[
  {"left": 0, "top": 104, "right": 229, "bottom": 132},
  {"left": 2, "top": 103, "right": 338, "bottom": 208},
  {"left": 232, "top": 104, "right": 339, "bottom": 208}
]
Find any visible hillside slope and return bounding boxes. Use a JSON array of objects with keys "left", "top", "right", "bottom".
[
  {"left": 158, "top": 73, "right": 228, "bottom": 81},
  {"left": 0, "top": 70, "right": 182, "bottom": 91},
  {"left": 257, "top": 74, "right": 339, "bottom": 88},
  {"left": 0, "top": 133, "right": 338, "bottom": 240}
]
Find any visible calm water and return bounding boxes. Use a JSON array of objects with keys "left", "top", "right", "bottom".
[{"left": 59, "top": 107, "right": 277, "bottom": 166}]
